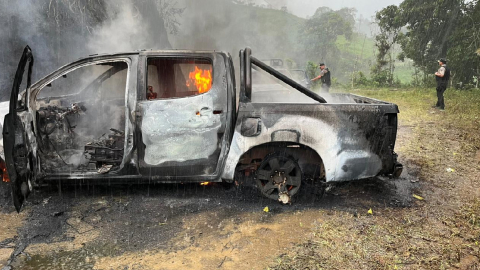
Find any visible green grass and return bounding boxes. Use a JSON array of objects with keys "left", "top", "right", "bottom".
[
  {"left": 336, "top": 34, "right": 376, "bottom": 60},
  {"left": 353, "top": 88, "right": 480, "bottom": 129},
  {"left": 394, "top": 60, "right": 415, "bottom": 84}
]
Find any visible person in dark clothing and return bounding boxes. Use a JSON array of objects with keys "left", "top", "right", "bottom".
[
  {"left": 311, "top": 63, "right": 331, "bottom": 92},
  {"left": 434, "top": 58, "right": 450, "bottom": 110}
]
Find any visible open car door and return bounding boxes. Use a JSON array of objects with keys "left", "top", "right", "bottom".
[{"left": 2, "top": 46, "right": 35, "bottom": 212}]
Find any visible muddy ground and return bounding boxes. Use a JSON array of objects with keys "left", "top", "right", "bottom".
[
  {"left": 0, "top": 89, "right": 479, "bottom": 270},
  {"left": 0, "top": 160, "right": 416, "bottom": 270}
]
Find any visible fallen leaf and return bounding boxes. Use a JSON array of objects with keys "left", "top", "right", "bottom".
[
  {"left": 263, "top": 206, "right": 269, "bottom": 213},
  {"left": 367, "top": 208, "right": 373, "bottom": 215},
  {"left": 413, "top": 194, "right": 424, "bottom": 200}
]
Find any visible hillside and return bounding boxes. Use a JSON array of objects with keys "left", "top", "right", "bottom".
[
  {"left": 171, "top": 0, "right": 304, "bottom": 60},
  {"left": 172, "top": 1, "right": 413, "bottom": 84}
]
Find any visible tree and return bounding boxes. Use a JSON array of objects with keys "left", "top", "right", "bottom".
[
  {"left": 447, "top": 0, "right": 480, "bottom": 85},
  {"left": 371, "top": 5, "right": 403, "bottom": 86},
  {"left": 300, "top": 7, "right": 354, "bottom": 71},
  {"left": 305, "top": 61, "right": 319, "bottom": 87},
  {"left": 375, "top": 0, "right": 480, "bottom": 85},
  {"left": 157, "top": 0, "right": 186, "bottom": 35},
  {"left": 336, "top": 7, "right": 356, "bottom": 27},
  {"left": 398, "top": 0, "right": 462, "bottom": 83}
]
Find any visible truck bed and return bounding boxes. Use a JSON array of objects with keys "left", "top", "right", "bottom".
[
  {"left": 223, "top": 94, "right": 400, "bottom": 183},
  {"left": 252, "top": 86, "right": 390, "bottom": 104}
]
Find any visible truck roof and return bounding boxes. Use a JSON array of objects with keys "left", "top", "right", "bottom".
[{"left": 82, "top": 49, "right": 228, "bottom": 60}]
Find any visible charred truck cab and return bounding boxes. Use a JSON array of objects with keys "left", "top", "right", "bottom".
[{"left": 3, "top": 46, "right": 402, "bottom": 211}]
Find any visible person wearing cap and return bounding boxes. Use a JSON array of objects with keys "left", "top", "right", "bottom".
[
  {"left": 434, "top": 58, "right": 450, "bottom": 110},
  {"left": 311, "top": 63, "right": 331, "bottom": 92}
]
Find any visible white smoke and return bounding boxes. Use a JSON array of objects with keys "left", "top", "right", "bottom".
[{"left": 88, "top": 1, "right": 151, "bottom": 53}]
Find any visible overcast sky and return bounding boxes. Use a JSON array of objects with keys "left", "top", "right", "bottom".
[{"left": 263, "top": 0, "right": 404, "bottom": 19}]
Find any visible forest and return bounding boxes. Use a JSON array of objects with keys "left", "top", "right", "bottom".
[{"left": 372, "top": 0, "right": 480, "bottom": 88}]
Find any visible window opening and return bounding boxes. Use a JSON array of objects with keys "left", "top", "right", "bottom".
[{"left": 146, "top": 58, "right": 213, "bottom": 99}]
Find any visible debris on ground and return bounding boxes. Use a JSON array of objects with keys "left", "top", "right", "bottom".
[
  {"left": 51, "top": 211, "right": 64, "bottom": 217},
  {"left": 413, "top": 194, "right": 424, "bottom": 200}
]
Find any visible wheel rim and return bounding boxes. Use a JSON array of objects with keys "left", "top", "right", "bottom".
[{"left": 255, "top": 155, "right": 302, "bottom": 203}]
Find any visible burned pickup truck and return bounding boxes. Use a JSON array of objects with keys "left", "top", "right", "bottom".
[{"left": 2, "top": 46, "right": 402, "bottom": 211}]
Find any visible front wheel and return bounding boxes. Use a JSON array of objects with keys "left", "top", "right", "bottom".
[{"left": 255, "top": 153, "right": 302, "bottom": 204}]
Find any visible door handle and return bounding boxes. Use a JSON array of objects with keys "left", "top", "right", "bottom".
[{"left": 195, "top": 110, "right": 223, "bottom": 116}]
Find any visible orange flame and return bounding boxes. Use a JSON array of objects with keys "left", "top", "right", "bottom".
[
  {"left": 200, "top": 182, "right": 210, "bottom": 186},
  {"left": 0, "top": 160, "right": 9, "bottom": 183},
  {"left": 187, "top": 66, "right": 212, "bottom": 94}
]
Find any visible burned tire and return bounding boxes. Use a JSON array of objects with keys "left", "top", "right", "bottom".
[{"left": 255, "top": 152, "right": 302, "bottom": 203}]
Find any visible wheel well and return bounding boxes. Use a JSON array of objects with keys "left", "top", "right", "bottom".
[{"left": 235, "top": 142, "right": 325, "bottom": 179}]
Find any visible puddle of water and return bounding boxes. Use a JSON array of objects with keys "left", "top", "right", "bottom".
[{"left": 11, "top": 243, "right": 118, "bottom": 270}]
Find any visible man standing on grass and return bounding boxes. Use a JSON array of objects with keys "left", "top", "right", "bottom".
[
  {"left": 434, "top": 58, "right": 450, "bottom": 111},
  {"left": 311, "top": 63, "right": 331, "bottom": 92}
]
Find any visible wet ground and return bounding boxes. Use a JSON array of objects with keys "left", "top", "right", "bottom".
[{"left": 0, "top": 162, "right": 417, "bottom": 270}]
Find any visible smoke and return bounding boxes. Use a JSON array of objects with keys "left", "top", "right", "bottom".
[
  {"left": 0, "top": 0, "right": 43, "bottom": 100},
  {"left": 0, "top": 0, "right": 171, "bottom": 101},
  {"left": 171, "top": 0, "right": 305, "bottom": 63},
  {"left": 89, "top": 0, "right": 172, "bottom": 53},
  {"left": 87, "top": 2, "right": 151, "bottom": 53}
]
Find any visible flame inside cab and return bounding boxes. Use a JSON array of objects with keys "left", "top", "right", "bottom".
[{"left": 187, "top": 66, "right": 212, "bottom": 94}]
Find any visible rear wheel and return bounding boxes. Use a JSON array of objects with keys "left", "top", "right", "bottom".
[{"left": 255, "top": 153, "right": 302, "bottom": 204}]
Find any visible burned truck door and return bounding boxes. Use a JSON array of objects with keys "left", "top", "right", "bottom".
[
  {"left": 2, "top": 46, "right": 35, "bottom": 212},
  {"left": 137, "top": 54, "right": 229, "bottom": 180}
]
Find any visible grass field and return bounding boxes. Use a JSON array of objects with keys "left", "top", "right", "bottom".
[
  {"left": 270, "top": 88, "right": 480, "bottom": 269},
  {"left": 336, "top": 35, "right": 416, "bottom": 85},
  {"left": 336, "top": 34, "right": 376, "bottom": 61}
]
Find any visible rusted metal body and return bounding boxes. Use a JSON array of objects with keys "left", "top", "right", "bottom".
[{"left": 3, "top": 46, "right": 402, "bottom": 211}]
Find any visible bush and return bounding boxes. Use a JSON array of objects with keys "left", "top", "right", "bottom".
[{"left": 352, "top": 71, "right": 369, "bottom": 86}]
